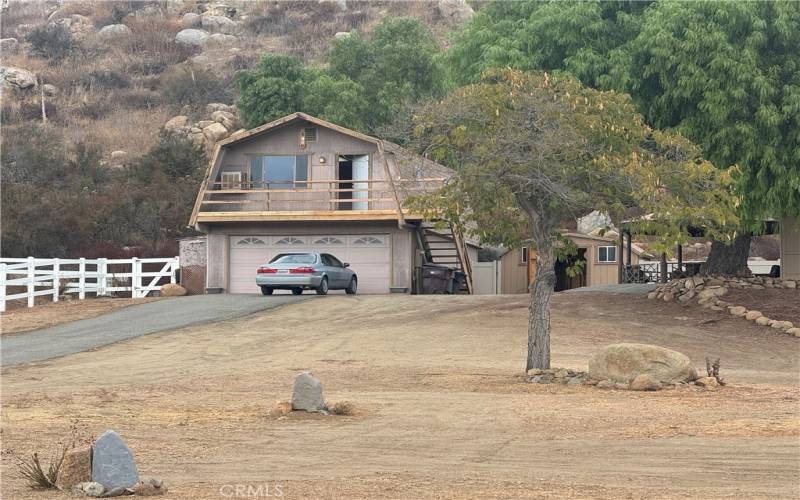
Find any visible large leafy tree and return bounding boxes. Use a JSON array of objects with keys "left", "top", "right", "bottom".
[
  {"left": 406, "top": 70, "right": 735, "bottom": 370},
  {"left": 236, "top": 17, "right": 445, "bottom": 131},
  {"left": 447, "top": 1, "right": 800, "bottom": 272},
  {"left": 620, "top": 1, "right": 800, "bottom": 272},
  {"left": 446, "top": 1, "right": 649, "bottom": 88}
]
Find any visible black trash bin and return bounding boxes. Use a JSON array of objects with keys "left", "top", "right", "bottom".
[
  {"left": 421, "top": 264, "right": 451, "bottom": 294},
  {"left": 449, "top": 271, "right": 466, "bottom": 294}
]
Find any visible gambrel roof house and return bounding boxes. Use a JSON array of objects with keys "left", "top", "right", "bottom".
[{"left": 190, "top": 112, "right": 476, "bottom": 295}]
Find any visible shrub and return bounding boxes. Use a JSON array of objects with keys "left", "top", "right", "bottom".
[
  {"left": 14, "top": 449, "right": 65, "bottom": 489},
  {"left": 328, "top": 401, "right": 355, "bottom": 416},
  {"left": 25, "top": 23, "right": 74, "bottom": 61},
  {"left": 160, "top": 67, "right": 230, "bottom": 108},
  {"left": 87, "top": 69, "right": 131, "bottom": 90},
  {"left": 119, "top": 18, "right": 195, "bottom": 71}
]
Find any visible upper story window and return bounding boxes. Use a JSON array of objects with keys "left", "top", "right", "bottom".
[
  {"left": 598, "top": 245, "right": 617, "bottom": 263},
  {"left": 250, "top": 155, "right": 309, "bottom": 189}
]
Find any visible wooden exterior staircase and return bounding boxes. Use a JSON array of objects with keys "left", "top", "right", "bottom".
[{"left": 415, "top": 222, "right": 474, "bottom": 294}]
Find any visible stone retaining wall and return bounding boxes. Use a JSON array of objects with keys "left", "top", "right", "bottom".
[{"left": 648, "top": 275, "right": 799, "bottom": 337}]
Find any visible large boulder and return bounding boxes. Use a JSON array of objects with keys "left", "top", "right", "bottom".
[
  {"left": 588, "top": 343, "right": 698, "bottom": 384},
  {"left": 91, "top": 430, "right": 139, "bottom": 490},
  {"left": 0, "top": 38, "right": 19, "bottom": 53},
  {"left": 291, "top": 372, "right": 325, "bottom": 411},
  {"left": 0, "top": 66, "right": 37, "bottom": 89},
  {"left": 164, "top": 115, "right": 189, "bottom": 130},
  {"left": 56, "top": 446, "right": 92, "bottom": 490},
  {"left": 97, "top": 24, "right": 131, "bottom": 40},
  {"left": 203, "top": 122, "right": 229, "bottom": 143},
  {"left": 438, "top": 0, "right": 474, "bottom": 22},
  {"left": 181, "top": 12, "right": 202, "bottom": 28},
  {"left": 175, "top": 28, "right": 210, "bottom": 46},
  {"left": 201, "top": 15, "right": 240, "bottom": 34}
]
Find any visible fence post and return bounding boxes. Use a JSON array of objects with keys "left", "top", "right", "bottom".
[
  {"left": 79, "top": 257, "right": 86, "bottom": 299},
  {"left": 53, "top": 258, "right": 60, "bottom": 303},
  {"left": 27, "top": 256, "right": 35, "bottom": 308},
  {"left": 0, "top": 263, "right": 6, "bottom": 312},
  {"left": 132, "top": 257, "right": 140, "bottom": 298},
  {"left": 99, "top": 258, "right": 107, "bottom": 296},
  {"left": 170, "top": 257, "right": 178, "bottom": 284}
]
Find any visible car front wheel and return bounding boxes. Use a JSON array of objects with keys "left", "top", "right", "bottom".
[
  {"left": 316, "top": 277, "right": 329, "bottom": 295},
  {"left": 261, "top": 286, "right": 273, "bottom": 296},
  {"left": 345, "top": 277, "right": 357, "bottom": 295}
]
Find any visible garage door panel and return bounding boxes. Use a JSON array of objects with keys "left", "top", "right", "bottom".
[{"left": 229, "top": 235, "right": 391, "bottom": 294}]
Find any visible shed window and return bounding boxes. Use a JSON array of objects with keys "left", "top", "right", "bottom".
[
  {"left": 250, "top": 155, "right": 309, "bottom": 189},
  {"left": 521, "top": 247, "right": 529, "bottom": 264},
  {"left": 304, "top": 127, "right": 317, "bottom": 142},
  {"left": 598, "top": 245, "right": 617, "bottom": 263}
]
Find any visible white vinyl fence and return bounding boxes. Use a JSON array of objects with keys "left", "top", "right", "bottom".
[{"left": 0, "top": 257, "right": 180, "bottom": 312}]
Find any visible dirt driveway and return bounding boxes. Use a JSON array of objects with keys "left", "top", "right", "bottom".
[{"left": 2, "top": 293, "right": 798, "bottom": 499}]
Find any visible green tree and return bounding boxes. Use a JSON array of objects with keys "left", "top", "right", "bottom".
[
  {"left": 446, "top": 1, "right": 649, "bottom": 88},
  {"left": 406, "top": 70, "right": 735, "bottom": 370},
  {"left": 329, "top": 17, "right": 446, "bottom": 128},
  {"left": 619, "top": 1, "right": 800, "bottom": 265},
  {"left": 235, "top": 55, "right": 306, "bottom": 128},
  {"left": 447, "top": 0, "right": 800, "bottom": 273},
  {"left": 237, "top": 18, "right": 445, "bottom": 132}
]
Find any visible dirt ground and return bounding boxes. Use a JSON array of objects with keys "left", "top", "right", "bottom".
[
  {"left": 1, "top": 293, "right": 798, "bottom": 499},
  {"left": 723, "top": 287, "right": 800, "bottom": 323},
  {"left": 1, "top": 297, "right": 161, "bottom": 335}
]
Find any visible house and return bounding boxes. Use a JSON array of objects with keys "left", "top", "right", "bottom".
[
  {"left": 498, "top": 231, "right": 650, "bottom": 294},
  {"left": 782, "top": 216, "right": 800, "bottom": 279},
  {"left": 189, "top": 112, "right": 474, "bottom": 294}
]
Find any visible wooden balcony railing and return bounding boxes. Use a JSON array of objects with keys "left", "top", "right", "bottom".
[{"left": 199, "top": 178, "right": 447, "bottom": 213}]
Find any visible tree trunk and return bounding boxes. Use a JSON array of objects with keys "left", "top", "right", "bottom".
[
  {"left": 704, "top": 233, "right": 752, "bottom": 276},
  {"left": 527, "top": 241, "right": 555, "bottom": 371}
]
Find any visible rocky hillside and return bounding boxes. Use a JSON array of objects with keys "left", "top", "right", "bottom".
[{"left": 0, "top": 0, "right": 473, "bottom": 162}]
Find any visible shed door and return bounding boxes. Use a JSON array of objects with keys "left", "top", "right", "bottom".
[{"left": 228, "top": 234, "right": 391, "bottom": 294}]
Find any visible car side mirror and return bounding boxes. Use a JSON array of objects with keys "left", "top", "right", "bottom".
[{"left": 343, "top": 262, "right": 350, "bottom": 268}]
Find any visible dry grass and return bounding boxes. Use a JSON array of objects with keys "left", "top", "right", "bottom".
[
  {"left": 0, "top": 0, "right": 457, "bottom": 159},
  {"left": 328, "top": 400, "right": 356, "bottom": 416}
]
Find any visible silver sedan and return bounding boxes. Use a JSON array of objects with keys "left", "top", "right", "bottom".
[{"left": 255, "top": 252, "right": 357, "bottom": 296}]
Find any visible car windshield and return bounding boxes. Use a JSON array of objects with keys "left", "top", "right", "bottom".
[{"left": 269, "top": 253, "right": 316, "bottom": 264}]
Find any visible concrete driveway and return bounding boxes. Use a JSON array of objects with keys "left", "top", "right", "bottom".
[{"left": 1, "top": 294, "right": 305, "bottom": 367}]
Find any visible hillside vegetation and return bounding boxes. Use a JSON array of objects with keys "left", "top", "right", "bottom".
[{"left": 0, "top": 0, "right": 471, "bottom": 257}]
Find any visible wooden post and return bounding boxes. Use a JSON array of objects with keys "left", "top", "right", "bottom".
[
  {"left": 132, "top": 257, "right": 140, "bottom": 298},
  {"left": 0, "top": 263, "right": 7, "bottom": 312},
  {"left": 618, "top": 231, "right": 624, "bottom": 284},
  {"left": 78, "top": 257, "right": 86, "bottom": 299},
  {"left": 98, "top": 258, "right": 107, "bottom": 296},
  {"left": 27, "top": 256, "right": 35, "bottom": 308},
  {"left": 52, "top": 258, "right": 60, "bottom": 302},
  {"left": 626, "top": 230, "right": 632, "bottom": 266},
  {"left": 170, "top": 257, "right": 178, "bottom": 284},
  {"left": 676, "top": 243, "right": 683, "bottom": 273},
  {"left": 660, "top": 252, "right": 668, "bottom": 283}
]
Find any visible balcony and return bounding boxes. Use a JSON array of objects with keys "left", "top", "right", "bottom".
[{"left": 193, "top": 177, "right": 447, "bottom": 223}]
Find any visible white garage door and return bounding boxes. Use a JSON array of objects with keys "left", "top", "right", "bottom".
[{"left": 229, "top": 234, "right": 391, "bottom": 294}]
